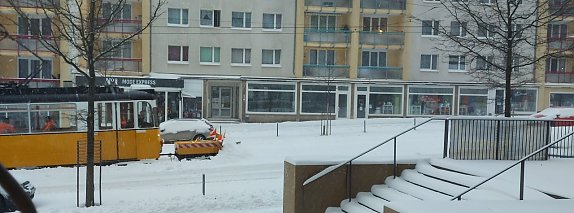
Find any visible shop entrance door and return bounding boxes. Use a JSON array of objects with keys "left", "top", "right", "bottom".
[
  {"left": 211, "top": 86, "right": 232, "bottom": 118},
  {"left": 338, "top": 94, "right": 348, "bottom": 118},
  {"left": 357, "top": 94, "right": 366, "bottom": 118}
]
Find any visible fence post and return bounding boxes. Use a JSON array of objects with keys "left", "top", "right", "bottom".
[
  {"left": 519, "top": 161, "right": 525, "bottom": 200},
  {"left": 443, "top": 119, "right": 449, "bottom": 158},
  {"left": 393, "top": 138, "right": 397, "bottom": 178},
  {"left": 276, "top": 122, "right": 279, "bottom": 137},
  {"left": 202, "top": 174, "right": 206, "bottom": 196},
  {"left": 496, "top": 120, "right": 501, "bottom": 160},
  {"left": 363, "top": 120, "right": 366, "bottom": 133},
  {"left": 347, "top": 162, "right": 352, "bottom": 202}
]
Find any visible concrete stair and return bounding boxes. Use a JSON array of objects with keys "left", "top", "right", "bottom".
[{"left": 326, "top": 159, "right": 554, "bottom": 213}]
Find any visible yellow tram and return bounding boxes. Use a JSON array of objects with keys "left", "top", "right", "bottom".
[{"left": 0, "top": 86, "right": 162, "bottom": 169}]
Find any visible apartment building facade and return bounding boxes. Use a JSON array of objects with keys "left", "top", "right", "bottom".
[{"left": 149, "top": 0, "right": 296, "bottom": 122}]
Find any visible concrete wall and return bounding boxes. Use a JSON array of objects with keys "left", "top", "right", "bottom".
[{"left": 284, "top": 161, "right": 415, "bottom": 213}]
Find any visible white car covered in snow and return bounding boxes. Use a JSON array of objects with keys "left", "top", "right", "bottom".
[
  {"left": 531, "top": 107, "right": 574, "bottom": 126},
  {"left": 159, "top": 118, "right": 214, "bottom": 143}
]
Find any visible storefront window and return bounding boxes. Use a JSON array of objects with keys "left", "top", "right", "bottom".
[
  {"left": 247, "top": 83, "right": 296, "bottom": 113},
  {"left": 550, "top": 93, "right": 574, "bottom": 107},
  {"left": 458, "top": 88, "right": 488, "bottom": 116},
  {"left": 0, "top": 104, "right": 29, "bottom": 134},
  {"left": 183, "top": 97, "right": 202, "bottom": 118},
  {"left": 156, "top": 92, "right": 166, "bottom": 122},
  {"left": 301, "top": 85, "right": 336, "bottom": 114},
  {"left": 369, "top": 86, "right": 402, "bottom": 115},
  {"left": 408, "top": 87, "right": 453, "bottom": 115},
  {"left": 167, "top": 92, "right": 180, "bottom": 120},
  {"left": 495, "top": 89, "right": 537, "bottom": 114}
]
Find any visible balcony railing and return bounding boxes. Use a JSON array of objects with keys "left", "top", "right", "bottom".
[
  {"left": 95, "top": 58, "right": 142, "bottom": 72},
  {"left": 548, "top": 38, "right": 574, "bottom": 50},
  {"left": 0, "top": 0, "right": 59, "bottom": 8},
  {"left": 305, "top": 0, "right": 351, "bottom": 7},
  {"left": 303, "top": 64, "right": 350, "bottom": 78},
  {"left": 546, "top": 71, "right": 574, "bottom": 83},
  {"left": 99, "top": 19, "right": 142, "bottom": 34},
  {"left": 0, "top": 35, "right": 56, "bottom": 52},
  {"left": 549, "top": 4, "right": 574, "bottom": 16},
  {"left": 359, "top": 31, "right": 404, "bottom": 46},
  {"left": 358, "top": 66, "right": 402, "bottom": 79},
  {"left": 0, "top": 78, "right": 59, "bottom": 88},
  {"left": 361, "top": 0, "right": 406, "bottom": 10},
  {"left": 304, "top": 29, "right": 351, "bottom": 44}
]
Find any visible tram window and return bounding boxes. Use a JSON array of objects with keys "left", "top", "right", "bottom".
[
  {"left": 98, "top": 103, "right": 114, "bottom": 130},
  {"left": 137, "top": 101, "right": 155, "bottom": 128},
  {"left": 120, "top": 102, "right": 134, "bottom": 129},
  {"left": 30, "top": 104, "right": 77, "bottom": 132},
  {"left": 0, "top": 104, "right": 29, "bottom": 134}
]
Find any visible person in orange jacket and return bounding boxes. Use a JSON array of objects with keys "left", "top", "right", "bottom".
[
  {"left": 42, "top": 116, "right": 56, "bottom": 131},
  {"left": 0, "top": 117, "right": 15, "bottom": 134}
]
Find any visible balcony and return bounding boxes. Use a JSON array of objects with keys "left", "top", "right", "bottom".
[
  {"left": 550, "top": 4, "right": 574, "bottom": 17},
  {"left": 361, "top": 0, "right": 406, "bottom": 10},
  {"left": 0, "top": 0, "right": 59, "bottom": 8},
  {"left": 95, "top": 58, "right": 142, "bottom": 72},
  {"left": 100, "top": 19, "right": 142, "bottom": 34},
  {"left": 546, "top": 71, "right": 574, "bottom": 83},
  {"left": 0, "top": 35, "right": 56, "bottom": 54},
  {"left": 359, "top": 31, "right": 404, "bottom": 47},
  {"left": 305, "top": 0, "right": 351, "bottom": 13},
  {"left": 548, "top": 38, "right": 574, "bottom": 51},
  {"left": 304, "top": 29, "right": 351, "bottom": 45},
  {"left": 358, "top": 66, "right": 402, "bottom": 79},
  {"left": 303, "top": 64, "right": 350, "bottom": 78}
]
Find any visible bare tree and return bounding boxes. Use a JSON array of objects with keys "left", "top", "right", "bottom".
[
  {"left": 0, "top": 0, "right": 164, "bottom": 207},
  {"left": 414, "top": 0, "right": 571, "bottom": 117}
]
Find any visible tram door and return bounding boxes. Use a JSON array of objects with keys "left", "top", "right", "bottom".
[{"left": 116, "top": 102, "right": 137, "bottom": 159}]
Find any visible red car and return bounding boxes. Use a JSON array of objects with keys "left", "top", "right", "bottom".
[{"left": 531, "top": 107, "right": 574, "bottom": 126}]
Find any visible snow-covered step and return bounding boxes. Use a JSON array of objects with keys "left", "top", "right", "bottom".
[
  {"left": 325, "top": 207, "right": 345, "bottom": 213},
  {"left": 370, "top": 184, "right": 420, "bottom": 201},
  {"left": 416, "top": 160, "right": 485, "bottom": 187},
  {"left": 356, "top": 192, "right": 388, "bottom": 212},
  {"left": 340, "top": 198, "right": 377, "bottom": 213},
  {"left": 385, "top": 176, "right": 452, "bottom": 200},
  {"left": 428, "top": 159, "right": 553, "bottom": 200},
  {"left": 401, "top": 169, "right": 514, "bottom": 200}
]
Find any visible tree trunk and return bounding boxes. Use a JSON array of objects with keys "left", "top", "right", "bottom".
[{"left": 85, "top": 0, "right": 96, "bottom": 207}]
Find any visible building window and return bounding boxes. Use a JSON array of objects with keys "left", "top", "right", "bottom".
[
  {"left": 550, "top": 93, "right": 574, "bottom": 107},
  {"left": 450, "top": 21, "right": 467, "bottom": 37},
  {"left": 168, "top": 45, "right": 189, "bottom": 63},
  {"left": 420, "top": 54, "right": 438, "bottom": 71},
  {"left": 200, "top": 9, "right": 221, "bottom": 27},
  {"left": 458, "top": 88, "right": 488, "bottom": 115},
  {"left": 102, "top": 40, "right": 132, "bottom": 58},
  {"left": 301, "top": 85, "right": 336, "bottom": 114},
  {"left": 478, "top": 23, "right": 495, "bottom": 38},
  {"left": 309, "top": 49, "right": 335, "bottom": 65},
  {"left": 309, "top": 15, "right": 336, "bottom": 31},
  {"left": 361, "top": 51, "right": 387, "bottom": 67},
  {"left": 448, "top": 55, "right": 466, "bottom": 71},
  {"left": 422, "top": 20, "right": 439, "bottom": 36},
  {"left": 232, "top": 11, "right": 251, "bottom": 29},
  {"left": 168, "top": 8, "right": 189, "bottom": 26},
  {"left": 247, "top": 83, "right": 296, "bottom": 113},
  {"left": 495, "top": 89, "right": 537, "bottom": 114},
  {"left": 200, "top": 47, "right": 220, "bottom": 64},
  {"left": 262, "top": 49, "right": 281, "bottom": 66},
  {"left": 103, "top": 3, "right": 131, "bottom": 19},
  {"left": 18, "top": 17, "right": 52, "bottom": 36},
  {"left": 512, "top": 24, "right": 522, "bottom": 38},
  {"left": 408, "top": 86, "right": 454, "bottom": 115},
  {"left": 263, "top": 13, "right": 282, "bottom": 30},
  {"left": 368, "top": 86, "right": 403, "bottom": 115},
  {"left": 548, "top": 24, "right": 567, "bottom": 38},
  {"left": 479, "top": 0, "right": 497, "bottom": 4},
  {"left": 362, "top": 17, "right": 387, "bottom": 32},
  {"left": 231, "top": 48, "right": 251, "bottom": 65},
  {"left": 476, "top": 56, "right": 493, "bottom": 70},
  {"left": 547, "top": 58, "right": 566, "bottom": 72},
  {"left": 18, "top": 58, "right": 52, "bottom": 79}
]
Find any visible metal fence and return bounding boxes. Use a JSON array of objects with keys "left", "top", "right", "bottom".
[{"left": 447, "top": 118, "right": 574, "bottom": 160}]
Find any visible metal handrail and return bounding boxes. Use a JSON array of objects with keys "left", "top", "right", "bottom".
[
  {"left": 451, "top": 129, "right": 574, "bottom": 200},
  {"left": 303, "top": 117, "right": 437, "bottom": 186}
]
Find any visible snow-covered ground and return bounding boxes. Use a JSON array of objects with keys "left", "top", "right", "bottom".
[{"left": 7, "top": 118, "right": 574, "bottom": 212}]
